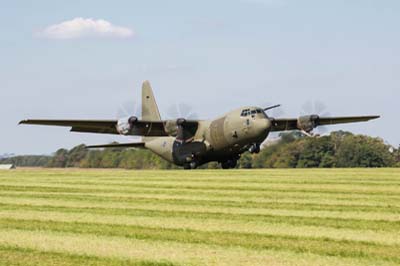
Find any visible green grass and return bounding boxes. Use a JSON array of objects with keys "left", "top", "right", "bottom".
[
  {"left": 0, "top": 245, "right": 174, "bottom": 266},
  {"left": 0, "top": 169, "right": 399, "bottom": 265}
]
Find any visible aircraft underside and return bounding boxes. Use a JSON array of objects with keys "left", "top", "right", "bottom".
[{"left": 145, "top": 134, "right": 266, "bottom": 169}]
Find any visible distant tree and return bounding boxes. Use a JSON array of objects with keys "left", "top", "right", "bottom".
[
  {"left": 5, "top": 132, "right": 397, "bottom": 169},
  {"left": 335, "top": 135, "right": 394, "bottom": 167},
  {"left": 253, "top": 142, "right": 280, "bottom": 168},
  {"left": 268, "top": 141, "right": 305, "bottom": 168},
  {"left": 253, "top": 131, "right": 395, "bottom": 169},
  {"left": 100, "top": 149, "right": 121, "bottom": 168},
  {"left": 395, "top": 146, "right": 400, "bottom": 167},
  {"left": 297, "top": 136, "right": 334, "bottom": 168},
  {"left": 47, "top": 149, "right": 69, "bottom": 168},
  {"left": 66, "top": 145, "right": 88, "bottom": 167},
  {"left": 79, "top": 150, "right": 100, "bottom": 168},
  {"left": 238, "top": 152, "right": 253, "bottom": 168},
  {"left": 0, "top": 155, "right": 51, "bottom": 167}
]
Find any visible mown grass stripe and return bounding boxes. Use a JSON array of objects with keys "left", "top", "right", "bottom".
[
  {"left": 2, "top": 190, "right": 399, "bottom": 209},
  {"left": 3, "top": 176, "right": 400, "bottom": 186},
  {"left": 1, "top": 196, "right": 399, "bottom": 222},
  {"left": 1, "top": 218, "right": 399, "bottom": 262},
  {"left": 2, "top": 228, "right": 393, "bottom": 266},
  {"left": 1, "top": 183, "right": 400, "bottom": 197},
  {"left": 2, "top": 184, "right": 400, "bottom": 203},
  {"left": 2, "top": 168, "right": 398, "bottom": 176},
  {"left": 0, "top": 192, "right": 399, "bottom": 213},
  {"left": 3, "top": 180, "right": 400, "bottom": 194},
  {"left": 3, "top": 177, "right": 400, "bottom": 187},
  {"left": 0, "top": 194, "right": 400, "bottom": 221},
  {"left": 1, "top": 210, "right": 399, "bottom": 245},
  {"left": 0, "top": 245, "right": 176, "bottom": 266},
  {"left": 0, "top": 203, "right": 399, "bottom": 232}
]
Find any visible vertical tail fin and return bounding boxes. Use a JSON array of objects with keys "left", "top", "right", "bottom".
[{"left": 142, "top": 80, "right": 161, "bottom": 121}]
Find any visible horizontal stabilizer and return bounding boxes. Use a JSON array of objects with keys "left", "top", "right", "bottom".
[{"left": 85, "top": 142, "right": 146, "bottom": 149}]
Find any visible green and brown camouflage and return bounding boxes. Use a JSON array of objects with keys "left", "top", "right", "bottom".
[{"left": 19, "top": 81, "right": 380, "bottom": 169}]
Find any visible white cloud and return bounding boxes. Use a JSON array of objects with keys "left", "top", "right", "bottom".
[{"left": 39, "top": 17, "right": 134, "bottom": 40}]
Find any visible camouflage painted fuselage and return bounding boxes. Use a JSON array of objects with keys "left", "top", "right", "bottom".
[{"left": 144, "top": 106, "right": 271, "bottom": 167}]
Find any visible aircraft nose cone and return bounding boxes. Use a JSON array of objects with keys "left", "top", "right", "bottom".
[{"left": 255, "top": 118, "right": 271, "bottom": 135}]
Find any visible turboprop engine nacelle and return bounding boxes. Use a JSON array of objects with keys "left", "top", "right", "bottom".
[
  {"left": 116, "top": 116, "right": 138, "bottom": 135},
  {"left": 164, "top": 119, "right": 199, "bottom": 144},
  {"left": 164, "top": 119, "right": 179, "bottom": 137},
  {"left": 297, "top": 115, "right": 320, "bottom": 133}
]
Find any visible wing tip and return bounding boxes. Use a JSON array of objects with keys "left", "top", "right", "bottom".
[{"left": 369, "top": 115, "right": 380, "bottom": 120}]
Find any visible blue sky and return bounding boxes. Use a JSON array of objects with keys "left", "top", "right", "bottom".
[{"left": 1, "top": 0, "right": 399, "bottom": 154}]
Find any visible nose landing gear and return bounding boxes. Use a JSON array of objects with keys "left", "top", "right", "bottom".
[
  {"left": 248, "top": 144, "right": 260, "bottom": 154},
  {"left": 183, "top": 154, "right": 199, "bottom": 170}
]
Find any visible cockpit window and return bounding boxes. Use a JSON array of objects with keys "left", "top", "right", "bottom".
[
  {"left": 241, "top": 108, "right": 267, "bottom": 117},
  {"left": 240, "top": 109, "right": 250, "bottom": 117}
]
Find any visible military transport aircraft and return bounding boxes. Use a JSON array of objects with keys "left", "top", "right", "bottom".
[{"left": 20, "top": 81, "right": 379, "bottom": 169}]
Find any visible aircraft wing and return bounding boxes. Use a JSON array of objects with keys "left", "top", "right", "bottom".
[
  {"left": 85, "top": 142, "right": 146, "bottom": 149},
  {"left": 270, "top": 115, "right": 380, "bottom": 132},
  {"left": 19, "top": 119, "right": 169, "bottom": 136}
]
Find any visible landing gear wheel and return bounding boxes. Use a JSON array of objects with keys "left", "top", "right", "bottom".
[
  {"left": 221, "top": 162, "right": 230, "bottom": 169},
  {"left": 249, "top": 144, "right": 260, "bottom": 154},
  {"left": 221, "top": 159, "right": 237, "bottom": 169},
  {"left": 183, "top": 161, "right": 198, "bottom": 170},
  {"left": 190, "top": 161, "right": 198, "bottom": 169}
]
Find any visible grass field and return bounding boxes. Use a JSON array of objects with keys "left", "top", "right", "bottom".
[{"left": 0, "top": 168, "right": 399, "bottom": 266}]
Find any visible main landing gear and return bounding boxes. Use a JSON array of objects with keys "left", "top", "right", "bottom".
[
  {"left": 183, "top": 161, "right": 198, "bottom": 170},
  {"left": 221, "top": 159, "right": 237, "bottom": 169}
]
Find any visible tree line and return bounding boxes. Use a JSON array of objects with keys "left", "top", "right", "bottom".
[
  {"left": 2, "top": 131, "right": 399, "bottom": 169},
  {"left": 239, "top": 131, "right": 399, "bottom": 169}
]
